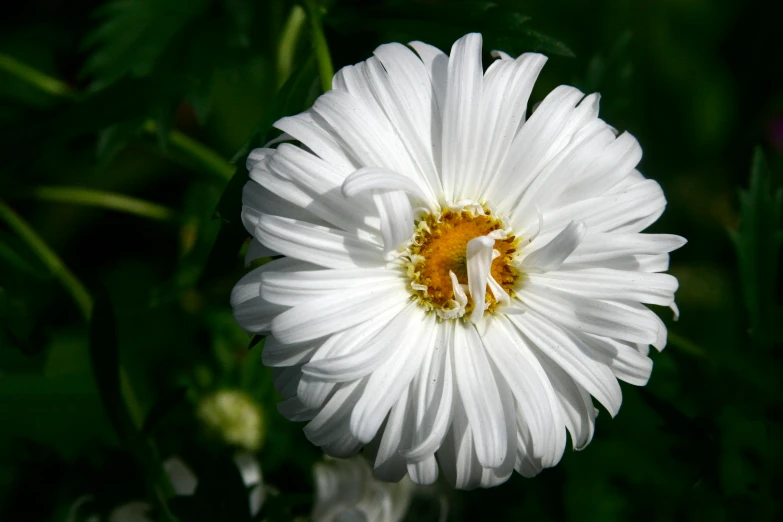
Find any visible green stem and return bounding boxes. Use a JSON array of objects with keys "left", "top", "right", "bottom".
[
  {"left": 142, "top": 120, "right": 234, "bottom": 182},
  {"left": 303, "top": 0, "right": 334, "bottom": 92},
  {"left": 278, "top": 5, "right": 307, "bottom": 87},
  {"left": 667, "top": 331, "right": 707, "bottom": 358},
  {"left": 0, "top": 199, "right": 93, "bottom": 319},
  {"left": 27, "top": 186, "right": 177, "bottom": 222},
  {"left": 0, "top": 53, "right": 77, "bottom": 99},
  {"left": 1, "top": 53, "right": 231, "bottom": 184}
]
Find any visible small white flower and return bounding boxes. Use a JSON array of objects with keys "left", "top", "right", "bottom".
[
  {"left": 232, "top": 32, "right": 686, "bottom": 489},
  {"left": 312, "top": 456, "right": 413, "bottom": 522}
]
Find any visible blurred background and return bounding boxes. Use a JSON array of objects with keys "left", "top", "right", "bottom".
[{"left": 1, "top": 0, "right": 781, "bottom": 520}]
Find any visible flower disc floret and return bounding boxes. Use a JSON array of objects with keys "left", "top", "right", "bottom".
[{"left": 405, "top": 207, "right": 518, "bottom": 319}]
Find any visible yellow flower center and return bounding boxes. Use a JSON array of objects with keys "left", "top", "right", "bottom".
[{"left": 406, "top": 208, "right": 518, "bottom": 318}]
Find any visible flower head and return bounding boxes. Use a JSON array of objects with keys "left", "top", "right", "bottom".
[
  {"left": 312, "top": 456, "right": 413, "bottom": 522},
  {"left": 197, "top": 389, "right": 265, "bottom": 451},
  {"left": 232, "top": 32, "right": 686, "bottom": 489}
]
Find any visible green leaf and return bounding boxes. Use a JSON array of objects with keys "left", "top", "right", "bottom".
[
  {"left": 142, "top": 386, "right": 188, "bottom": 437},
  {"left": 230, "top": 56, "right": 319, "bottom": 164},
  {"left": 729, "top": 147, "right": 783, "bottom": 347},
  {"left": 198, "top": 57, "right": 319, "bottom": 284},
  {"left": 325, "top": 1, "right": 574, "bottom": 58},
  {"left": 89, "top": 292, "right": 179, "bottom": 521},
  {"left": 81, "top": 0, "right": 210, "bottom": 87}
]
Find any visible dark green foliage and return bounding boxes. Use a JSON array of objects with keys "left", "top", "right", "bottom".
[
  {"left": 730, "top": 148, "right": 783, "bottom": 345},
  {"left": 82, "top": 0, "right": 210, "bottom": 87},
  {"left": 327, "top": 0, "right": 574, "bottom": 58},
  {"left": 0, "top": 0, "right": 781, "bottom": 520}
]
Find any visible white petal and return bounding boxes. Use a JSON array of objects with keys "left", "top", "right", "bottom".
[
  {"left": 577, "top": 332, "right": 653, "bottom": 386},
  {"left": 483, "top": 316, "right": 565, "bottom": 467},
  {"left": 528, "top": 267, "right": 678, "bottom": 307},
  {"left": 466, "top": 235, "right": 495, "bottom": 323},
  {"left": 441, "top": 33, "right": 484, "bottom": 201},
  {"left": 242, "top": 178, "right": 327, "bottom": 235},
  {"left": 271, "top": 279, "right": 408, "bottom": 344},
  {"left": 564, "top": 253, "right": 671, "bottom": 272},
  {"left": 350, "top": 314, "right": 436, "bottom": 442},
  {"left": 407, "top": 41, "right": 448, "bottom": 126},
  {"left": 478, "top": 369, "right": 516, "bottom": 487},
  {"left": 558, "top": 131, "right": 643, "bottom": 203},
  {"left": 511, "top": 121, "right": 616, "bottom": 226},
  {"left": 537, "top": 357, "right": 596, "bottom": 450},
  {"left": 256, "top": 215, "right": 384, "bottom": 270},
  {"left": 525, "top": 179, "right": 666, "bottom": 236},
  {"left": 373, "top": 190, "right": 414, "bottom": 253},
  {"left": 273, "top": 110, "right": 356, "bottom": 173},
  {"left": 297, "top": 373, "right": 337, "bottom": 410},
  {"left": 520, "top": 221, "right": 586, "bottom": 272},
  {"left": 300, "top": 302, "right": 414, "bottom": 382},
  {"left": 478, "top": 53, "right": 548, "bottom": 197},
  {"left": 517, "top": 281, "right": 660, "bottom": 345},
  {"left": 231, "top": 258, "right": 302, "bottom": 333},
  {"left": 453, "top": 321, "right": 507, "bottom": 468},
  {"left": 277, "top": 396, "right": 316, "bottom": 422},
  {"left": 508, "top": 310, "right": 623, "bottom": 416},
  {"left": 322, "top": 433, "right": 363, "bottom": 458},
  {"left": 372, "top": 386, "right": 414, "bottom": 482},
  {"left": 262, "top": 336, "right": 318, "bottom": 367},
  {"left": 233, "top": 453, "right": 262, "bottom": 487},
  {"left": 494, "top": 85, "right": 585, "bottom": 211},
  {"left": 304, "top": 379, "right": 366, "bottom": 447},
  {"left": 264, "top": 143, "right": 377, "bottom": 232},
  {"left": 407, "top": 455, "right": 439, "bottom": 485},
  {"left": 163, "top": 457, "right": 198, "bottom": 496},
  {"left": 402, "top": 322, "right": 454, "bottom": 463},
  {"left": 261, "top": 268, "right": 401, "bottom": 307},
  {"left": 246, "top": 147, "right": 274, "bottom": 170},
  {"left": 364, "top": 52, "right": 442, "bottom": 197},
  {"left": 563, "top": 233, "right": 687, "bottom": 265},
  {"left": 342, "top": 167, "right": 432, "bottom": 206},
  {"left": 312, "top": 89, "right": 418, "bottom": 179},
  {"left": 231, "top": 257, "right": 303, "bottom": 308},
  {"left": 273, "top": 365, "right": 302, "bottom": 398},
  {"left": 436, "top": 396, "right": 483, "bottom": 490}
]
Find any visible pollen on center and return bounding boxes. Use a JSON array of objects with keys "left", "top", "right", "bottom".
[{"left": 405, "top": 207, "right": 518, "bottom": 319}]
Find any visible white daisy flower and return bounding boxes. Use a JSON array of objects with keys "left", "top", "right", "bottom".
[
  {"left": 232, "top": 32, "right": 686, "bottom": 489},
  {"left": 312, "top": 456, "right": 413, "bottom": 522}
]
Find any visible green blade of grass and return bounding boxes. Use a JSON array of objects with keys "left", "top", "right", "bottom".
[
  {"left": 26, "top": 186, "right": 178, "bottom": 222},
  {"left": 0, "top": 199, "right": 93, "bottom": 319},
  {"left": 304, "top": 0, "right": 334, "bottom": 93}
]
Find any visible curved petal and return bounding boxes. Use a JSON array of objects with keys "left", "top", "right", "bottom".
[
  {"left": 466, "top": 235, "right": 495, "bottom": 323},
  {"left": 373, "top": 190, "right": 414, "bottom": 254},
  {"left": 402, "top": 322, "right": 454, "bottom": 463},
  {"left": 441, "top": 33, "right": 484, "bottom": 201},
  {"left": 508, "top": 310, "right": 623, "bottom": 417},
  {"left": 342, "top": 167, "right": 432, "bottom": 206},
  {"left": 261, "top": 268, "right": 401, "bottom": 307},
  {"left": 273, "top": 110, "right": 356, "bottom": 173},
  {"left": 494, "top": 85, "right": 585, "bottom": 211},
  {"left": 271, "top": 279, "right": 409, "bottom": 344},
  {"left": 350, "top": 314, "right": 436, "bottom": 442},
  {"left": 453, "top": 321, "right": 507, "bottom": 468},
  {"left": 520, "top": 221, "right": 586, "bottom": 272},
  {"left": 527, "top": 267, "right": 679, "bottom": 307},
  {"left": 256, "top": 215, "right": 384, "bottom": 270},
  {"left": 517, "top": 281, "right": 660, "bottom": 345},
  {"left": 479, "top": 53, "right": 548, "bottom": 198}
]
